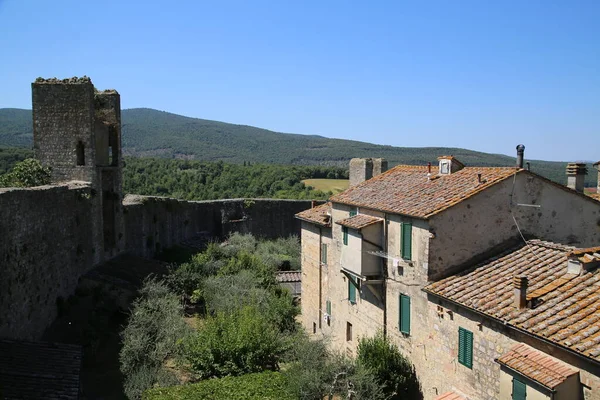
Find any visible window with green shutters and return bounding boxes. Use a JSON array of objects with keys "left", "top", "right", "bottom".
[
  {"left": 399, "top": 294, "right": 411, "bottom": 335},
  {"left": 348, "top": 276, "right": 358, "bottom": 304},
  {"left": 401, "top": 222, "right": 412, "bottom": 260},
  {"left": 321, "top": 243, "right": 327, "bottom": 265},
  {"left": 326, "top": 300, "right": 331, "bottom": 316},
  {"left": 512, "top": 377, "right": 527, "bottom": 400},
  {"left": 349, "top": 209, "right": 357, "bottom": 217},
  {"left": 342, "top": 226, "right": 348, "bottom": 245},
  {"left": 458, "top": 327, "right": 473, "bottom": 368}
]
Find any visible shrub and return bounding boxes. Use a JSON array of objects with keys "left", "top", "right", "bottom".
[
  {"left": 120, "top": 278, "right": 192, "bottom": 399},
  {"left": 201, "top": 271, "right": 299, "bottom": 332},
  {"left": 357, "top": 332, "right": 423, "bottom": 400},
  {"left": 283, "top": 333, "right": 385, "bottom": 400},
  {"left": 180, "top": 306, "right": 286, "bottom": 379},
  {"left": 143, "top": 371, "right": 293, "bottom": 400},
  {"left": 0, "top": 158, "right": 51, "bottom": 188}
]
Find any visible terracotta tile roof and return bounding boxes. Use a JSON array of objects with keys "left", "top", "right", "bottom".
[
  {"left": 0, "top": 339, "right": 82, "bottom": 399},
  {"left": 496, "top": 343, "right": 578, "bottom": 389},
  {"left": 336, "top": 214, "right": 383, "bottom": 229},
  {"left": 589, "top": 193, "right": 600, "bottom": 201},
  {"left": 330, "top": 165, "right": 519, "bottom": 218},
  {"left": 434, "top": 391, "right": 467, "bottom": 400},
  {"left": 295, "top": 202, "right": 331, "bottom": 226},
  {"left": 425, "top": 240, "right": 600, "bottom": 363},
  {"left": 276, "top": 271, "right": 302, "bottom": 283}
]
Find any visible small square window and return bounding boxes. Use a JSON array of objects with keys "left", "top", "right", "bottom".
[{"left": 346, "top": 322, "right": 353, "bottom": 341}]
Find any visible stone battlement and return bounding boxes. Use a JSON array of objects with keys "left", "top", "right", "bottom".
[{"left": 34, "top": 76, "right": 93, "bottom": 85}]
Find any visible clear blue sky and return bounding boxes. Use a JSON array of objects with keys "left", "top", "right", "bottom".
[{"left": 1, "top": 0, "right": 598, "bottom": 161}]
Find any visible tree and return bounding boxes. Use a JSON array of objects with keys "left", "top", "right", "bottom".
[
  {"left": 0, "top": 158, "right": 51, "bottom": 188},
  {"left": 357, "top": 332, "right": 423, "bottom": 400}
]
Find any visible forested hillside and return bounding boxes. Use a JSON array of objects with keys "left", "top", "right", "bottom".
[
  {"left": 1, "top": 107, "right": 596, "bottom": 185},
  {"left": 123, "top": 158, "right": 347, "bottom": 200}
]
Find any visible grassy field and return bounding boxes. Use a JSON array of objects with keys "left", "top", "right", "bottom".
[{"left": 302, "top": 178, "right": 349, "bottom": 194}]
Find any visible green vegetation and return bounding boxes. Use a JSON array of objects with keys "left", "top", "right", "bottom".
[
  {"left": 0, "top": 158, "right": 51, "bottom": 188},
  {"left": 119, "top": 279, "right": 191, "bottom": 400},
  {"left": 357, "top": 333, "right": 422, "bottom": 400},
  {"left": 122, "top": 234, "right": 422, "bottom": 400},
  {"left": 120, "top": 233, "right": 301, "bottom": 399},
  {"left": 143, "top": 371, "right": 293, "bottom": 400},
  {"left": 123, "top": 157, "right": 347, "bottom": 200},
  {"left": 0, "top": 146, "right": 33, "bottom": 174},
  {"left": 302, "top": 178, "right": 349, "bottom": 194},
  {"left": 1, "top": 107, "right": 595, "bottom": 186}
]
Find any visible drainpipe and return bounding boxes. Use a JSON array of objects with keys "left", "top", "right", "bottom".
[
  {"left": 383, "top": 214, "right": 389, "bottom": 338},
  {"left": 318, "top": 227, "right": 322, "bottom": 330}
]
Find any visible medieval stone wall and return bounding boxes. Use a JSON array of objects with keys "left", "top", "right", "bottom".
[
  {"left": 123, "top": 195, "right": 317, "bottom": 258},
  {"left": 0, "top": 182, "right": 96, "bottom": 340}
]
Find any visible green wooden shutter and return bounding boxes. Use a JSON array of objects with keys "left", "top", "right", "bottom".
[
  {"left": 512, "top": 377, "right": 527, "bottom": 400},
  {"left": 321, "top": 243, "right": 327, "bottom": 264},
  {"left": 465, "top": 329, "right": 473, "bottom": 368},
  {"left": 343, "top": 226, "right": 348, "bottom": 245},
  {"left": 326, "top": 300, "right": 331, "bottom": 315},
  {"left": 458, "top": 327, "right": 473, "bottom": 368},
  {"left": 458, "top": 328, "right": 465, "bottom": 365},
  {"left": 349, "top": 209, "right": 357, "bottom": 217},
  {"left": 348, "top": 278, "right": 356, "bottom": 303},
  {"left": 401, "top": 222, "right": 412, "bottom": 260},
  {"left": 399, "top": 294, "right": 411, "bottom": 335}
]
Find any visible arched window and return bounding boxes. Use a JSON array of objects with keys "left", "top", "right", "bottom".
[{"left": 76, "top": 141, "right": 85, "bottom": 166}]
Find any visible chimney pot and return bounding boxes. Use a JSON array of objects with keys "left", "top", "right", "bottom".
[
  {"left": 477, "top": 173, "right": 482, "bottom": 183},
  {"left": 513, "top": 275, "right": 528, "bottom": 309},
  {"left": 566, "top": 162, "right": 587, "bottom": 193},
  {"left": 311, "top": 200, "right": 317, "bottom": 208},
  {"left": 516, "top": 144, "right": 525, "bottom": 169}
]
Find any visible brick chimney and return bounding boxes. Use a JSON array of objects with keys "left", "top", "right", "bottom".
[
  {"left": 513, "top": 275, "right": 528, "bottom": 309},
  {"left": 566, "top": 163, "right": 587, "bottom": 193},
  {"left": 516, "top": 144, "right": 525, "bottom": 169},
  {"left": 594, "top": 162, "right": 600, "bottom": 193},
  {"left": 349, "top": 158, "right": 373, "bottom": 187},
  {"left": 372, "top": 158, "right": 388, "bottom": 177},
  {"left": 349, "top": 158, "right": 389, "bottom": 187}
]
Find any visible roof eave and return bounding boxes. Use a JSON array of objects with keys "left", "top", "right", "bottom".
[
  {"left": 329, "top": 199, "right": 429, "bottom": 220},
  {"left": 294, "top": 215, "right": 331, "bottom": 227},
  {"left": 422, "top": 288, "right": 600, "bottom": 368}
]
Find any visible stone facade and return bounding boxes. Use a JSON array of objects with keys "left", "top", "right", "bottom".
[
  {"left": 0, "top": 182, "right": 95, "bottom": 340},
  {"left": 299, "top": 161, "right": 600, "bottom": 399}
]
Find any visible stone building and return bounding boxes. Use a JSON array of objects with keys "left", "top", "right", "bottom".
[{"left": 296, "top": 150, "right": 600, "bottom": 399}]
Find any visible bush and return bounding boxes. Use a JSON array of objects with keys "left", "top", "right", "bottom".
[
  {"left": 0, "top": 158, "right": 51, "bottom": 188},
  {"left": 180, "top": 306, "right": 287, "bottom": 379},
  {"left": 120, "top": 279, "right": 192, "bottom": 399},
  {"left": 201, "top": 271, "right": 299, "bottom": 332},
  {"left": 357, "top": 332, "right": 423, "bottom": 400},
  {"left": 143, "top": 371, "right": 293, "bottom": 400},
  {"left": 283, "top": 333, "right": 385, "bottom": 400}
]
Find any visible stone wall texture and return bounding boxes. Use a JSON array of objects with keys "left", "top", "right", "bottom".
[
  {"left": 123, "top": 196, "right": 316, "bottom": 258},
  {"left": 0, "top": 183, "right": 95, "bottom": 340}
]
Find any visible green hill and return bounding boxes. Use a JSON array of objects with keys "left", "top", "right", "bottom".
[{"left": 0, "top": 107, "right": 596, "bottom": 185}]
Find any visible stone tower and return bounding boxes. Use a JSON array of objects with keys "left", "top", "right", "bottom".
[{"left": 32, "top": 77, "right": 124, "bottom": 260}]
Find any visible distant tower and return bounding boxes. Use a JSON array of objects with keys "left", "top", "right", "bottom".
[{"left": 32, "top": 77, "right": 124, "bottom": 259}]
